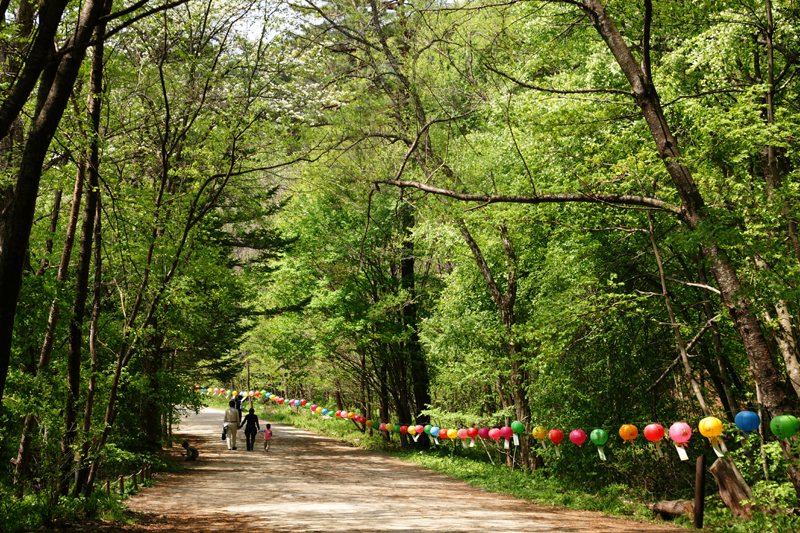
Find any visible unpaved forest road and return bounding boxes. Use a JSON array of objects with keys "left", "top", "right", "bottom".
[{"left": 120, "top": 408, "right": 692, "bottom": 533}]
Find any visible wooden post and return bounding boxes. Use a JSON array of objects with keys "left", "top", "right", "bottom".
[
  {"left": 146, "top": 464, "right": 151, "bottom": 480},
  {"left": 132, "top": 472, "right": 138, "bottom": 491},
  {"left": 104, "top": 480, "right": 110, "bottom": 494},
  {"left": 694, "top": 454, "right": 706, "bottom": 529},
  {"left": 139, "top": 469, "right": 145, "bottom": 484},
  {"left": 247, "top": 361, "right": 252, "bottom": 409},
  {"left": 118, "top": 475, "right": 124, "bottom": 494}
]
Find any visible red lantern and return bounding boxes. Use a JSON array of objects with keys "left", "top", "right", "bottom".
[
  {"left": 300, "top": 399, "right": 307, "bottom": 406},
  {"left": 335, "top": 410, "right": 341, "bottom": 417},
  {"left": 467, "top": 428, "right": 479, "bottom": 438},
  {"left": 400, "top": 425, "right": 408, "bottom": 434},
  {"left": 500, "top": 426, "right": 513, "bottom": 439},
  {"left": 548, "top": 429, "right": 564, "bottom": 444},
  {"left": 644, "top": 423, "right": 665, "bottom": 441}
]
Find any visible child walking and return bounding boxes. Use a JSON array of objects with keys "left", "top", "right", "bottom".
[{"left": 263, "top": 424, "right": 272, "bottom": 452}]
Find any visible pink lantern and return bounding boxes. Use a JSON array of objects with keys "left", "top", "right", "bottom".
[
  {"left": 311, "top": 404, "right": 317, "bottom": 411},
  {"left": 500, "top": 426, "right": 514, "bottom": 439},
  {"left": 457, "top": 429, "right": 468, "bottom": 440},
  {"left": 669, "top": 422, "right": 692, "bottom": 444},
  {"left": 415, "top": 425, "right": 424, "bottom": 435},
  {"left": 478, "top": 427, "right": 490, "bottom": 439},
  {"left": 488, "top": 428, "right": 501, "bottom": 441},
  {"left": 569, "top": 429, "right": 586, "bottom": 447},
  {"left": 379, "top": 423, "right": 387, "bottom": 431}
]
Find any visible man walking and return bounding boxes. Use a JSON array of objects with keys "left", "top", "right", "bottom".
[{"left": 223, "top": 400, "right": 240, "bottom": 450}]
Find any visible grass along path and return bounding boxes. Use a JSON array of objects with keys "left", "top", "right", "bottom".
[{"left": 260, "top": 405, "right": 800, "bottom": 533}]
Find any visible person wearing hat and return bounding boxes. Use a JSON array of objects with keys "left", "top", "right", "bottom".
[{"left": 223, "top": 400, "right": 240, "bottom": 450}]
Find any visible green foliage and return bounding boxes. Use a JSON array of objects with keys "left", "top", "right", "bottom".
[{"left": 0, "top": 490, "right": 128, "bottom": 532}]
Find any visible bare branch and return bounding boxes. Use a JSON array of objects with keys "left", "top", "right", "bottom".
[
  {"left": 374, "top": 179, "right": 679, "bottom": 213},
  {"left": 484, "top": 63, "right": 634, "bottom": 97}
]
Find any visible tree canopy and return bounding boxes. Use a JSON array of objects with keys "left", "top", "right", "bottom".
[{"left": 1, "top": 0, "right": 799, "bottom": 528}]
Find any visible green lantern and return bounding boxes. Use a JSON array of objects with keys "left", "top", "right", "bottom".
[
  {"left": 510, "top": 421, "right": 525, "bottom": 434},
  {"left": 770, "top": 415, "right": 798, "bottom": 438},
  {"left": 423, "top": 424, "right": 432, "bottom": 435},
  {"left": 590, "top": 428, "right": 609, "bottom": 461},
  {"left": 392, "top": 424, "right": 401, "bottom": 433}
]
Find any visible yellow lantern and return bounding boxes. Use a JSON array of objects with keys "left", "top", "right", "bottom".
[
  {"left": 699, "top": 416, "right": 725, "bottom": 457},
  {"left": 347, "top": 412, "right": 355, "bottom": 419},
  {"left": 315, "top": 407, "right": 322, "bottom": 414},
  {"left": 407, "top": 425, "right": 416, "bottom": 435},
  {"left": 619, "top": 424, "right": 638, "bottom": 443},
  {"left": 532, "top": 426, "right": 547, "bottom": 440},
  {"left": 699, "top": 416, "right": 722, "bottom": 438},
  {"left": 447, "top": 429, "right": 458, "bottom": 440},
  {"left": 232, "top": 391, "right": 238, "bottom": 396}
]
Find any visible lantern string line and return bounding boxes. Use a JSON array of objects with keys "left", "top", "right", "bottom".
[{"left": 190, "top": 386, "right": 798, "bottom": 437}]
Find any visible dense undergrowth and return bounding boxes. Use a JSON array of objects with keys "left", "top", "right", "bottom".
[
  {"left": 255, "top": 403, "right": 800, "bottom": 533},
  {"left": 0, "top": 453, "right": 169, "bottom": 532}
]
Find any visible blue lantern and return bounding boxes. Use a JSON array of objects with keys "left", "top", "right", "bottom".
[
  {"left": 322, "top": 409, "right": 328, "bottom": 415},
  {"left": 735, "top": 410, "right": 760, "bottom": 436}
]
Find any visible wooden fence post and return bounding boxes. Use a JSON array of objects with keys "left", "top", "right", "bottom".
[
  {"left": 105, "top": 480, "right": 110, "bottom": 494},
  {"left": 694, "top": 454, "right": 706, "bottom": 529},
  {"left": 139, "top": 469, "right": 145, "bottom": 485},
  {"left": 118, "top": 475, "right": 124, "bottom": 494},
  {"left": 132, "top": 472, "right": 138, "bottom": 491}
]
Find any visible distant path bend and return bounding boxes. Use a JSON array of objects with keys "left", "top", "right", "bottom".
[{"left": 126, "top": 408, "right": 691, "bottom": 533}]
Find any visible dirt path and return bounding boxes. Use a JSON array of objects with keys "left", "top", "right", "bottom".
[{"left": 121, "top": 408, "right": 691, "bottom": 533}]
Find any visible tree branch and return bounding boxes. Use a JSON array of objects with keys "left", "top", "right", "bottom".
[
  {"left": 374, "top": 180, "right": 679, "bottom": 213},
  {"left": 484, "top": 63, "right": 634, "bottom": 97}
]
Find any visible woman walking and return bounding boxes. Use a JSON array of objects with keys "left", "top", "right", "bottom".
[{"left": 239, "top": 408, "right": 260, "bottom": 451}]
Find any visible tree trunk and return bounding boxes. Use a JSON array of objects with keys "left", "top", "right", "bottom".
[
  {"left": 14, "top": 159, "right": 86, "bottom": 487},
  {"left": 0, "top": 0, "right": 107, "bottom": 402},
  {"left": 0, "top": 0, "right": 71, "bottom": 141},
  {"left": 400, "top": 204, "right": 431, "bottom": 428},
  {"left": 59, "top": 9, "right": 108, "bottom": 489},
  {"left": 74, "top": 198, "right": 102, "bottom": 496},
  {"left": 647, "top": 500, "right": 694, "bottom": 519},
  {"left": 458, "top": 221, "right": 535, "bottom": 470},
  {"left": 709, "top": 458, "right": 754, "bottom": 519}
]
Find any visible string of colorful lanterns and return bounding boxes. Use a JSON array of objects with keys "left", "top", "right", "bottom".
[{"left": 186, "top": 386, "right": 800, "bottom": 461}]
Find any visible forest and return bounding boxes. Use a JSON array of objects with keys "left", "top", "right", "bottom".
[{"left": 0, "top": 0, "right": 799, "bottom": 530}]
